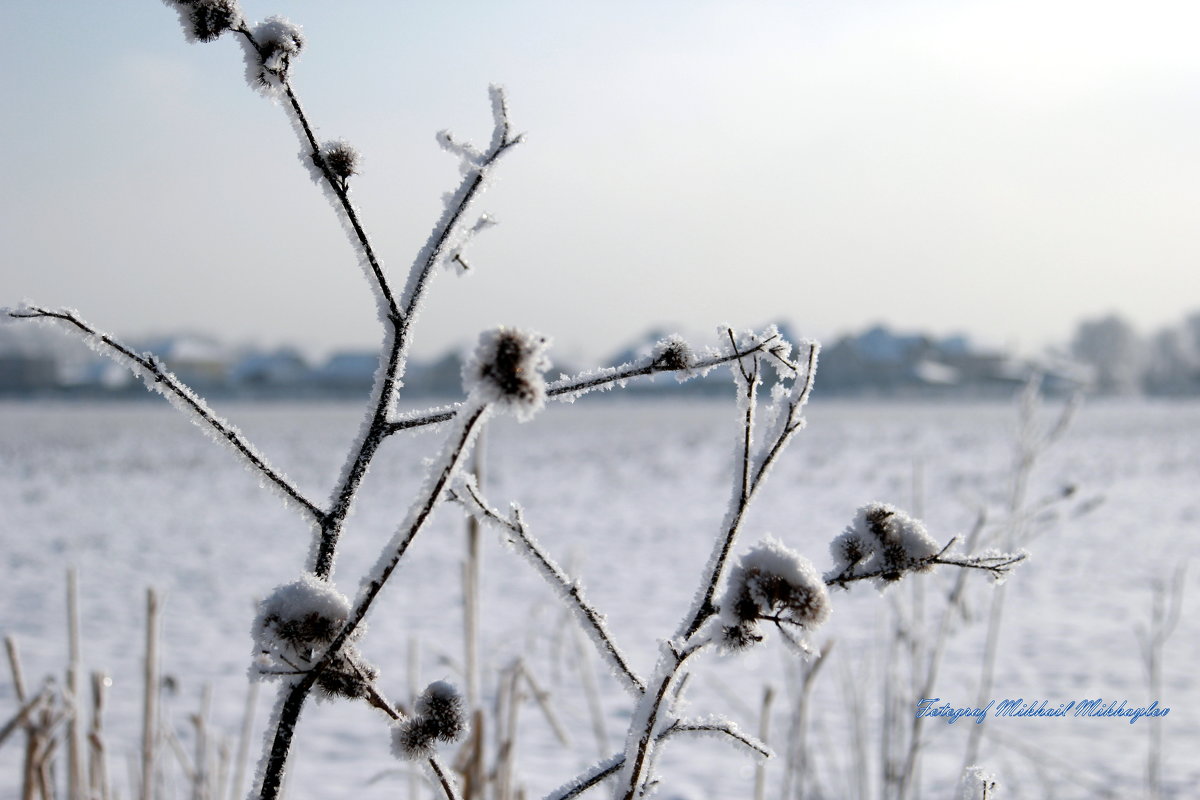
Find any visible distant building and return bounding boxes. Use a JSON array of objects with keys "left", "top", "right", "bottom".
[
  {"left": 314, "top": 351, "right": 377, "bottom": 393},
  {"left": 231, "top": 348, "right": 311, "bottom": 389},
  {"left": 141, "top": 334, "right": 233, "bottom": 389},
  {"left": 0, "top": 353, "right": 58, "bottom": 393}
]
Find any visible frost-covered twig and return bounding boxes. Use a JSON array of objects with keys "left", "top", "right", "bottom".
[
  {"left": 449, "top": 477, "right": 646, "bottom": 695},
  {"left": 679, "top": 334, "right": 819, "bottom": 643},
  {"left": 385, "top": 333, "right": 790, "bottom": 435},
  {"left": 897, "top": 509, "right": 987, "bottom": 800},
  {"left": 229, "top": 18, "right": 524, "bottom": 578},
  {"left": 544, "top": 717, "right": 767, "bottom": 800},
  {"left": 613, "top": 638, "right": 709, "bottom": 800},
  {"left": 256, "top": 402, "right": 491, "bottom": 800},
  {"left": 3, "top": 305, "right": 324, "bottom": 523},
  {"left": 1136, "top": 564, "right": 1185, "bottom": 800},
  {"left": 964, "top": 378, "right": 1078, "bottom": 770},
  {"left": 608, "top": 331, "right": 816, "bottom": 800},
  {"left": 823, "top": 539, "right": 1027, "bottom": 590}
]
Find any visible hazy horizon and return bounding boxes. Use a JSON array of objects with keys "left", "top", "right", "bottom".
[{"left": 3, "top": 1, "right": 1197, "bottom": 363}]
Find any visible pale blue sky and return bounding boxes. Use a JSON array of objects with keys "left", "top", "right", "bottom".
[{"left": 3, "top": 1, "right": 1197, "bottom": 362}]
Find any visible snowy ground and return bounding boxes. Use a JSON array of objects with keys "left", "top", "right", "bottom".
[{"left": 2, "top": 395, "right": 1198, "bottom": 798}]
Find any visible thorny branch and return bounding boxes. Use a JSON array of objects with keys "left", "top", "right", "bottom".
[{"left": 448, "top": 478, "right": 646, "bottom": 695}]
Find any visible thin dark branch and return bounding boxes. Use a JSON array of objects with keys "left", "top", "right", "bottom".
[
  {"left": 823, "top": 545, "right": 1027, "bottom": 590},
  {"left": 315, "top": 327, "right": 404, "bottom": 576},
  {"left": 616, "top": 640, "right": 707, "bottom": 800},
  {"left": 314, "top": 93, "right": 519, "bottom": 576},
  {"left": 428, "top": 757, "right": 463, "bottom": 800},
  {"left": 750, "top": 342, "right": 818, "bottom": 490},
  {"left": 6, "top": 307, "right": 324, "bottom": 523},
  {"left": 241, "top": 26, "right": 519, "bottom": 579},
  {"left": 233, "top": 24, "right": 398, "bottom": 321},
  {"left": 677, "top": 339, "right": 818, "bottom": 644},
  {"left": 545, "top": 714, "right": 762, "bottom": 800},
  {"left": 384, "top": 335, "right": 786, "bottom": 435},
  {"left": 257, "top": 404, "right": 490, "bottom": 800},
  {"left": 450, "top": 480, "right": 646, "bottom": 695}
]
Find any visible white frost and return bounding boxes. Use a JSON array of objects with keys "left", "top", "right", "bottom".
[
  {"left": 462, "top": 327, "right": 551, "bottom": 422},
  {"left": 828, "top": 502, "right": 941, "bottom": 586},
  {"left": 251, "top": 573, "right": 357, "bottom": 679}
]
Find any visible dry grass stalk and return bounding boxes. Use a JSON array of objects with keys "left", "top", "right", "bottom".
[{"left": 142, "top": 588, "right": 160, "bottom": 800}]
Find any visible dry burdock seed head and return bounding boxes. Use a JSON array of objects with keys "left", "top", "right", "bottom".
[
  {"left": 717, "top": 536, "right": 830, "bottom": 654},
  {"left": 319, "top": 140, "right": 360, "bottom": 183},
  {"left": 314, "top": 647, "right": 379, "bottom": 702},
  {"left": 391, "top": 681, "right": 467, "bottom": 760},
  {"left": 829, "top": 502, "right": 941, "bottom": 586},
  {"left": 252, "top": 573, "right": 361, "bottom": 666},
  {"left": 163, "top": 0, "right": 244, "bottom": 43},
  {"left": 652, "top": 335, "right": 693, "bottom": 372},
  {"left": 463, "top": 327, "right": 551, "bottom": 420}
]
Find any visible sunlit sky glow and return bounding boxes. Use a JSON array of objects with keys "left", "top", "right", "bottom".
[{"left": 3, "top": 1, "right": 1197, "bottom": 362}]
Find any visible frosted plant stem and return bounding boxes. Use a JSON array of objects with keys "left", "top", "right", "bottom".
[
  {"left": 678, "top": 340, "right": 818, "bottom": 643},
  {"left": 5, "top": 307, "right": 323, "bottom": 523},
  {"left": 386, "top": 335, "right": 789, "bottom": 434},
  {"left": 313, "top": 327, "right": 404, "bottom": 578},
  {"left": 546, "top": 720, "right": 767, "bottom": 800},
  {"left": 897, "top": 511, "right": 987, "bottom": 800},
  {"left": 750, "top": 343, "right": 818, "bottom": 488},
  {"left": 66, "top": 569, "right": 84, "bottom": 800},
  {"left": 451, "top": 479, "right": 646, "bottom": 694},
  {"left": 615, "top": 639, "right": 707, "bottom": 800},
  {"left": 963, "top": 381, "right": 1075, "bottom": 770},
  {"left": 678, "top": 341, "right": 760, "bottom": 643},
  {"left": 233, "top": 26, "right": 523, "bottom": 579},
  {"left": 142, "top": 589, "right": 159, "bottom": 800},
  {"left": 256, "top": 404, "right": 490, "bottom": 800}
]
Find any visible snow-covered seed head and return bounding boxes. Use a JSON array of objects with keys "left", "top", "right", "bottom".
[
  {"left": 392, "top": 716, "right": 440, "bottom": 761},
  {"left": 318, "top": 140, "right": 359, "bottom": 185},
  {"left": 391, "top": 681, "right": 467, "bottom": 760},
  {"left": 249, "top": 16, "right": 304, "bottom": 87},
  {"left": 252, "top": 573, "right": 356, "bottom": 663},
  {"left": 719, "top": 620, "right": 764, "bottom": 652},
  {"left": 464, "top": 327, "right": 551, "bottom": 421},
  {"left": 831, "top": 503, "right": 941, "bottom": 586},
  {"left": 652, "top": 336, "right": 692, "bottom": 372},
  {"left": 717, "top": 536, "right": 830, "bottom": 654},
  {"left": 164, "top": 0, "right": 243, "bottom": 43},
  {"left": 314, "top": 647, "right": 378, "bottom": 702},
  {"left": 415, "top": 681, "right": 466, "bottom": 743},
  {"left": 959, "top": 765, "right": 1000, "bottom": 800}
]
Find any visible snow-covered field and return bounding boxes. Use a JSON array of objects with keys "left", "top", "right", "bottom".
[{"left": 2, "top": 396, "right": 1198, "bottom": 798}]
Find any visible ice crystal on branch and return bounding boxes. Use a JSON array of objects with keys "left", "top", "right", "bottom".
[
  {"left": 716, "top": 536, "right": 830, "bottom": 654},
  {"left": 163, "top": 0, "right": 243, "bottom": 43},
  {"left": 463, "top": 327, "right": 550, "bottom": 421}
]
